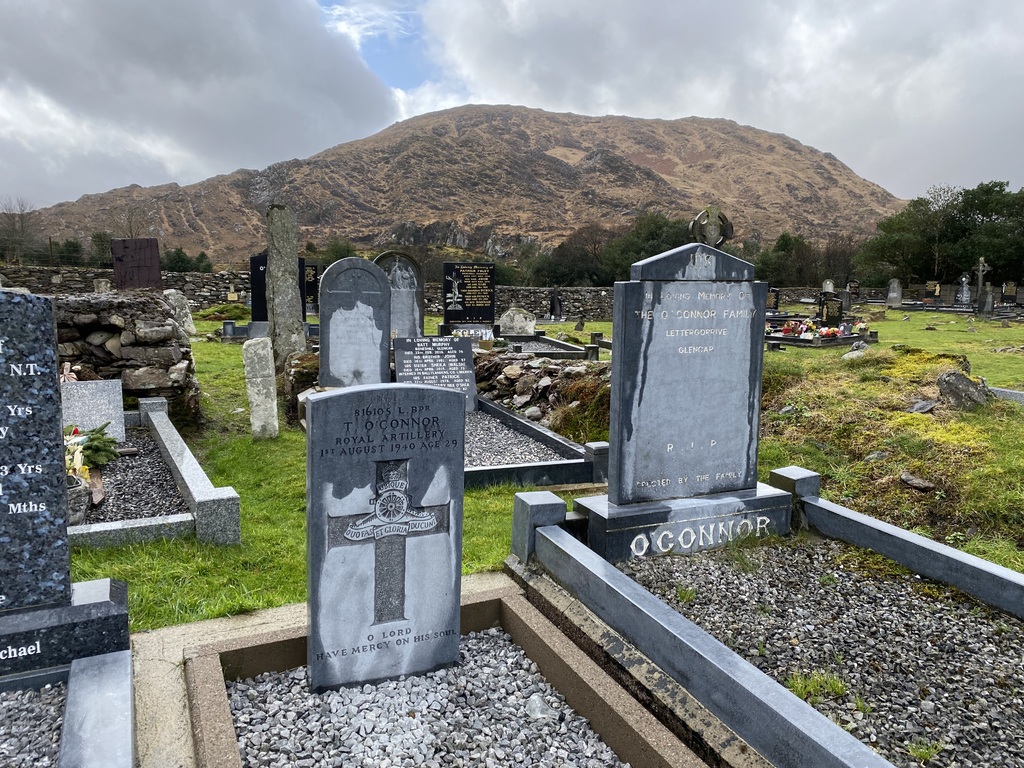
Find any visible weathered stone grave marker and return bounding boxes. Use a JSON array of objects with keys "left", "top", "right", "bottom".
[
  {"left": 885, "top": 278, "right": 902, "bottom": 308},
  {"left": 374, "top": 252, "right": 424, "bottom": 340},
  {"left": 111, "top": 238, "right": 162, "bottom": 290},
  {"left": 575, "top": 244, "right": 790, "bottom": 560},
  {"left": 305, "top": 384, "right": 464, "bottom": 691},
  {"left": 498, "top": 307, "right": 536, "bottom": 336},
  {"left": 318, "top": 258, "right": 391, "bottom": 388},
  {"left": 394, "top": 336, "right": 476, "bottom": 411},
  {"left": 242, "top": 337, "right": 279, "bottom": 439},
  {"left": 0, "top": 290, "right": 129, "bottom": 683},
  {"left": 265, "top": 206, "right": 306, "bottom": 370}
]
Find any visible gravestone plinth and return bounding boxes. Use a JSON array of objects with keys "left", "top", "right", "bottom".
[
  {"left": 573, "top": 244, "right": 790, "bottom": 561},
  {"left": 318, "top": 259, "right": 391, "bottom": 388},
  {"left": 374, "top": 252, "right": 424, "bottom": 339},
  {"left": 0, "top": 291, "right": 129, "bottom": 685},
  {"left": 305, "top": 384, "right": 464, "bottom": 691},
  {"left": 394, "top": 337, "right": 476, "bottom": 411}
]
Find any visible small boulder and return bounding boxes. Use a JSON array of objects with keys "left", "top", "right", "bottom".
[
  {"left": 900, "top": 471, "right": 936, "bottom": 492},
  {"left": 937, "top": 370, "right": 992, "bottom": 410}
]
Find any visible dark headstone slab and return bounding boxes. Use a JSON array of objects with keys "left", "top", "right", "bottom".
[
  {"left": 305, "top": 384, "right": 465, "bottom": 691},
  {"left": 955, "top": 274, "right": 972, "bottom": 306},
  {"left": 443, "top": 263, "right": 495, "bottom": 325},
  {"left": 847, "top": 280, "right": 860, "bottom": 299},
  {"left": 304, "top": 262, "right": 320, "bottom": 315},
  {"left": 838, "top": 290, "right": 852, "bottom": 314},
  {"left": 821, "top": 298, "right": 844, "bottom": 327},
  {"left": 375, "top": 252, "right": 424, "bottom": 339},
  {"left": 608, "top": 244, "right": 765, "bottom": 505},
  {"left": 318, "top": 259, "right": 391, "bottom": 388},
  {"left": 765, "top": 288, "right": 780, "bottom": 312},
  {"left": 549, "top": 289, "right": 563, "bottom": 321},
  {"left": 0, "top": 291, "right": 70, "bottom": 612},
  {"left": 111, "top": 238, "right": 162, "bottom": 290},
  {"left": 394, "top": 337, "right": 476, "bottom": 412},
  {"left": 1002, "top": 281, "right": 1017, "bottom": 305},
  {"left": 249, "top": 253, "right": 269, "bottom": 322}
]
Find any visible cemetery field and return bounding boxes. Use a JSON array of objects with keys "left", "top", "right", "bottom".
[{"left": 70, "top": 312, "right": 1024, "bottom": 633}]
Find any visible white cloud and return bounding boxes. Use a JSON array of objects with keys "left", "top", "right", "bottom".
[{"left": 322, "top": 1, "right": 417, "bottom": 50}]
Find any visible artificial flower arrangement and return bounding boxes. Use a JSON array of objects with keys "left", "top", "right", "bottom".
[{"left": 818, "top": 327, "right": 841, "bottom": 338}]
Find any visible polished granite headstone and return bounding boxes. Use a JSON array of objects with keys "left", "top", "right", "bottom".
[
  {"left": 574, "top": 244, "right": 790, "bottom": 561},
  {"left": 442, "top": 262, "right": 495, "bottom": 325},
  {"left": 305, "top": 384, "right": 464, "bottom": 691},
  {"left": 111, "top": 238, "right": 162, "bottom": 290},
  {"left": 319, "top": 258, "right": 391, "bottom": 388},
  {"left": 0, "top": 291, "right": 129, "bottom": 684},
  {"left": 394, "top": 337, "right": 476, "bottom": 412},
  {"left": 60, "top": 379, "right": 126, "bottom": 442},
  {"left": 249, "top": 253, "right": 269, "bottom": 322},
  {"left": 374, "top": 252, "right": 424, "bottom": 339}
]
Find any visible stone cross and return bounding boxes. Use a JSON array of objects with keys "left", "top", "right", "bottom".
[
  {"left": 326, "top": 459, "right": 449, "bottom": 624},
  {"left": 973, "top": 257, "right": 991, "bottom": 303}
]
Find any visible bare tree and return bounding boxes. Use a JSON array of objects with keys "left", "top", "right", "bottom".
[
  {"left": 110, "top": 202, "right": 154, "bottom": 238},
  {"left": 0, "top": 196, "right": 39, "bottom": 265}
]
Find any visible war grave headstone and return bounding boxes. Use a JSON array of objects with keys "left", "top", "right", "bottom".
[
  {"left": 442, "top": 262, "right": 495, "bottom": 327},
  {"left": 955, "top": 274, "right": 972, "bottom": 307},
  {"left": 305, "top": 384, "right": 465, "bottom": 691},
  {"left": 60, "top": 379, "right": 126, "bottom": 442},
  {"left": 111, "top": 238, "right": 162, "bottom": 291},
  {"left": 574, "top": 244, "right": 791, "bottom": 561},
  {"left": 374, "top": 252, "right": 424, "bottom": 340},
  {"left": 1002, "top": 281, "right": 1018, "bottom": 305},
  {"left": 820, "top": 297, "right": 844, "bottom": 327},
  {"left": 394, "top": 337, "right": 476, "bottom": 412},
  {"left": 319, "top": 258, "right": 391, "bottom": 388},
  {"left": 0, "top": 291, "right": 129, "bottom": 685},
  {"left": 885, "top": 278, "right": 902, "bottom": 308}
]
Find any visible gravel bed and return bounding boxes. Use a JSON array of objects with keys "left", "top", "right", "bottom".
[
  {"left": 464, "top": 411, "right": 567, "bottom": 467},
  {"left": 507, "top": 341, "right": 581, "bottom": 353},
  {"left": 621, "top": 538, "right": 1024, "bottom": 767},
  {"left": 0, "top": 682, "right": 65, "bottom": 767},
  {"left": 228, "top": 628, "right": 629, "bottom": 768},
  {"left": 86, "top": 427, "right": 190, "bottom": 524}
]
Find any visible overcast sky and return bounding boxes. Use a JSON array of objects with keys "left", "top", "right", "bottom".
[{"left": 2, "top": 0, "right": 1022, "bottom": 210}]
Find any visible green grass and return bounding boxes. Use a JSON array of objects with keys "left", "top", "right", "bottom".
[
  {"left": 676, "top": 585, "right": 698, "bottom": 604},
  {"left": 907, "top": 738, "right": 945, "bottom": 763},
  {"left": 785, "top": 670, "right": 848, "bottom": 704}
]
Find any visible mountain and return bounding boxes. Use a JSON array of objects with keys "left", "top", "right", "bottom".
[{"left": 35, "top": 105, "right": 905, "bottom": 269}]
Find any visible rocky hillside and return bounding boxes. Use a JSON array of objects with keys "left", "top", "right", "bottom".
[{"left": 34, "top": 105, "right": 905, "bottom": 269}]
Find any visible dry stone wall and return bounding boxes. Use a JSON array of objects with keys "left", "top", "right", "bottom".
[{"left": 54, "top": 292, "right": 201, "bottom": 419}]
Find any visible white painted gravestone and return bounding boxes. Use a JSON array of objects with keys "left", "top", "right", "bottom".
[
  {"left": 319, "top": 259, "right": 391, "bottom": 388},
  {"left": 575, "top": 244, "right": 791, "bottom": 560},
  {"left": 305, "top": 384, "right": 465, "bottom": 691}
]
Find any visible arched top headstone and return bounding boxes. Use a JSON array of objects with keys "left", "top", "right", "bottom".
[
  {"left": 374, "top": 251, "right": 424, "bottom": 339},
  {"left": 319, "top": 258, "right": 391, "bottom": 388}
]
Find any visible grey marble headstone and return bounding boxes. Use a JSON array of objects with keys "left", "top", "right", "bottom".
[
  {"left": 305, "top": 384, "right": 465, "bottom": 691},
  {"left": 886, "top": 278, "right": 903, "bottom": 308},
  {"left": 608, "top": 244, "right": 766, "bottom": 505},
  {"left": 265, "top": 206, "right": 306, "bottom": 371},
  {"left": 955, "top": 275, "right": 972, "bottom": 306},
  {"left": 319, "top": 259, "right": 391, "bottom": 388},
  {"left": 0, "top": 291, "right": 71, "bottom": 611},
  {"left": 61, "top": 380, "right": 126, "bottom": 442},
  {"left": 394, "top": 337, "right": 476, "bottom": 412},
  {"left": 498, "top": 307, "right": 536, "bottom": 336},
  {"left": 243, "top": 338, "right": 279, "bottom": 439},
  {"left": 374, "top": 252, "right": 424, "bottom": 339}
]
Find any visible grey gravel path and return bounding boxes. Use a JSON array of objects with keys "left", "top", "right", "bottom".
[
  {"left": 0, "top": 682, "right": 65, "bottom": 767},
  {"left": 509, "top": 341, "right": 581, "bottom": 353},
  {"left": 229, "top": 628, "right": 629, "bottom": 768},
  {"left": 464, "top": 411, "right": 566, "bottom": 467},
  {"left": 621, "top": 537, "right": 1024, "bottom": 768}
]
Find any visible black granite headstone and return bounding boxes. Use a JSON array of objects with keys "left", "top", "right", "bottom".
[
  {"left": 304, "top": 263, "right": 321, "bottom": 315},
  {"left": 765, "top": 288, "right": 780, "bottom": 312},
  {"left": 1002, "top": 281, "right": 1017, "bottom": 305},
  {"left": 111, "top": 238, "right": 162, "bottom": 290},
  {"left": 0, "top": 291, "right": 129, "bottom": 683},
  {"left": 394, "top": 337, "right": 476, "bottom": 412},
  {"left": 0, "top": 292, "right": 69, "bottom": 611},
  {"left": 249, "top": 253, "right": 269, "bottom": 322},
  {"left": 442, "top": 263, "right": 495, "bottom": 326},
  {"left": 821, "top": 298, "right": 844, "bottom": 327}
]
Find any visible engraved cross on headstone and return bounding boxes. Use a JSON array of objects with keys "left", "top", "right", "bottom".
[
  {"left": 324, "top": 269, "right": 383, "bottom": 300},
  {"left": 326, "top": 459, "right": 450, "bottom": 624}
]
